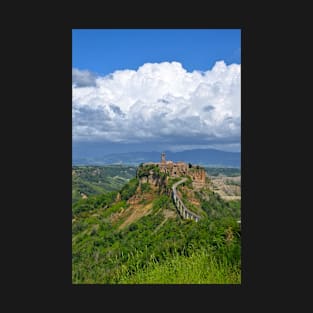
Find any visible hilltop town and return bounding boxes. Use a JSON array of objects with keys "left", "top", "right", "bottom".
[{"left": 142, "top": 152, "right": 207, "bottom": 189}]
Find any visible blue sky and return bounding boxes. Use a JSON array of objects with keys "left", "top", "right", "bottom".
[
  {"left": 72, "top": 29, "right": 241, "bottom": 157},
  {"left": 72, "top": 29, "right": 240, "bottom": 75}
]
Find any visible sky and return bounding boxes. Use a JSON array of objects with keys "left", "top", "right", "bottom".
[{"left": 72, "top": 29, "right": 241, "bottom": 155}]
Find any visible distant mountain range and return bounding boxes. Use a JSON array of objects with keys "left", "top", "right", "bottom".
[{"left": 73, "top": 149, "right": 240, "bottom": 168}]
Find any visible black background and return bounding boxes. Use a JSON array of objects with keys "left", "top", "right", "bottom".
[{"left": 3, "top": 2, "right": 309, "bottom": 311}]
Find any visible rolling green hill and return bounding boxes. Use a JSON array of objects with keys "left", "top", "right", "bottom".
[{"left": 72, "top": 165, "right": 136, "bottom": 204}]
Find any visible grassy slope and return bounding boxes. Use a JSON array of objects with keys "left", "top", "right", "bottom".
[
  {"left": 72, "top": 199, "right": 241, "bottom": 284},
  {"left": 117, "top": 249, "right": 240, "bottom": 284}
]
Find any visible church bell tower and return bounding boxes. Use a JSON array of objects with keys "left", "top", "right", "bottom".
[{"left": 161, "top": 152, "right": 166, "bottom": 164}]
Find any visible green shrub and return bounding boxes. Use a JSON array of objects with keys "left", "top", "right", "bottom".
[
  {"left": 152, "top": 195, "right": 171, "bottom": 212},
  {"left": 140, "top": 183, "right": 151, "bottom": 193},
  {"left": 72, "top": 191, "right": 117, "bottom": 215},
  {"left": 120, "top": 178, "right": 139, "bottom": 200}
]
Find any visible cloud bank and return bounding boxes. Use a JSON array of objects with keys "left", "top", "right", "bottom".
[{"left": 72, "top": 61, "right": 240, "bottom": 149}]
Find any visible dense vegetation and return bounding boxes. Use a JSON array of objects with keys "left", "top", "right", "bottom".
[
  {"left": 120, "top": 178, "right": 139, "bottom": 201},
  {"left": 199, "top": 190, "right": 241, "bottom": 220},
  {"left": 72, "top": 192, "right": 240, "bottom": 284},
  {"left": 137, "top": 163, "right": 167, "bottom": 179},
  {"left": 72, "top": 191, "right": 118, "bottom": 215},
  {"left": 72, "top": 163, "right": 241, "bottom": 284}
]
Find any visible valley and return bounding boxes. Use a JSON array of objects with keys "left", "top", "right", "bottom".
[
  {"left": 72, "top": 165, "right": 136, "bottom": 204},
  {"left": 210, "top": 175, "right": 241, "bottom": 201}
]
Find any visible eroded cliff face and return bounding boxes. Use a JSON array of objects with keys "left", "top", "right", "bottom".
[
  {"left": 190, "top": 168, "right": 206, "bottom": 189},
  {"left": 140, "top": 174, "right": 161, "bottom": 185},
  {"left": 139, "top": 171, "right": 166, "bottom": 187},
  {"left": 137, "top": 168, "right": 170, "bottom": 196}
]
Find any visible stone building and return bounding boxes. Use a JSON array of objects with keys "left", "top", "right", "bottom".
[{"left": 143, "top": 152, "right": 206, "bottom": 188}]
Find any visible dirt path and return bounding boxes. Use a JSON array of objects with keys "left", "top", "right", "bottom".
[{"left": 118, "top": 202, "right": 153, "bottom": 230}]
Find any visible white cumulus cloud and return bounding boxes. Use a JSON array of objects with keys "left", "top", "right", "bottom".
[{"left": 72, "top": 61, "right": 240, "bottom": 147}]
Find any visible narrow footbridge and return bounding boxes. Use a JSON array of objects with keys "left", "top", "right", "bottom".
[{"left": 172, "top": 178, "right": 201, "bottom": 222}]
